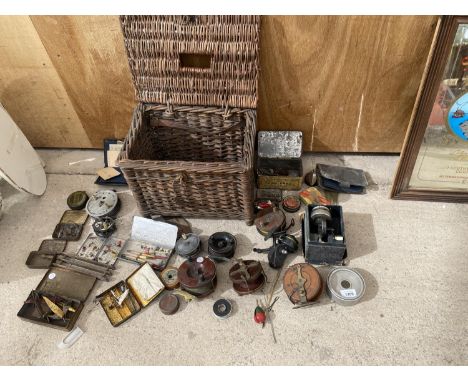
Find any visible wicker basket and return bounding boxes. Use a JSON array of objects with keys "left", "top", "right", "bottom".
[
  {"left": 120, "top": 15, "right": 259, "bottom": 108},
  {"left": 118, "top": 16, "right": 260, "bottom": 224}
]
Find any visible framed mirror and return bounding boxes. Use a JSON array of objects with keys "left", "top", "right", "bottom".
[{"left": 392, "top": 16, "right": 468, "bottom": 202}]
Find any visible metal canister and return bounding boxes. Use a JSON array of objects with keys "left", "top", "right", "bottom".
[
  {"left": 177, "top": 257, "right": 217, "bottom": 298},
  {"left": 67, "top": 191, "right": 89, "bottom": 210},
  {"left": 281, "top": 195, "right": 301, "bottom": 213},
  {"left": 159, "top": 293, "right": 180, "bottom": 315},
  {"left": 326, "top": 267, "right": 365, "bottom": 306}
]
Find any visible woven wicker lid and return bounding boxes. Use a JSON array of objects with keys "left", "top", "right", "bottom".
[{"left": 120, "top": 15, "right": 260, "bottom": 109}]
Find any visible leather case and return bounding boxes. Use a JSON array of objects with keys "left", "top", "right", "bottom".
[{"left": 316, "top": 163, "right": 368, "bottom": 194}]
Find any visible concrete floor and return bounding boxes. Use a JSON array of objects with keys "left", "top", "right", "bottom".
[{"left": 0, "top": 149, "right": 467, "bottom": 366}]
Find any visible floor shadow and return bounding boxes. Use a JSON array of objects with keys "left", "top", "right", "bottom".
[
  {"left": 343, "top": 212, "right": 377, "bottom": 261},
  {"left": 353, "top": 267, "right": 379, "bottom": 303},
  {"left": 365, "top": 171, "right": 380, "bottom": 191},
  {"left": 233, "top": 233, "right": 254, "bottom": 258}
]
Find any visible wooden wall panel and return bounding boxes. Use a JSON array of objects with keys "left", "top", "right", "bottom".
[
  {"left": 258, "top": 16, "right": 438, "bottom": 152},
  {"left": 30, "top": 16, "right": 135, "bottom": 147},
  {"left": 0, "top": 16, "right": 91, "bottom": 148},
  {"left": 0, "top": 16, "right": 438, "bottom": 152}
]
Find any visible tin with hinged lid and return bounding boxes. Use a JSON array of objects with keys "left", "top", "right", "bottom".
[{"left": 257, "top": 131, "right": 303, "bottom": 190}]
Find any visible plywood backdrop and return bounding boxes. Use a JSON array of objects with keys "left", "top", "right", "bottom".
[{"left": 0, "top": 16, "right": 438, "bottom": 152}]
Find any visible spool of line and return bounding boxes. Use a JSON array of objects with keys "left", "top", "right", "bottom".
[{"left": 213, "top": 299, "right": 232, "bottom": 319}]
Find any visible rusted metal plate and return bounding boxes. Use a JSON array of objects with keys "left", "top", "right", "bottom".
[{"left": 258, "top": 131, "right": 303, "bottom": 159}]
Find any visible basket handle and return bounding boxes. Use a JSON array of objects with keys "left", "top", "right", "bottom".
[{"left": 156, "top": 118, "right": 241, "bottom": 133}]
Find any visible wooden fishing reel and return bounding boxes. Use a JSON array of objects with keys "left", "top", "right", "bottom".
[
  {"left": 283, "top": 263, "right": 323, "bottom": 307},
  {"left": 228, "top": 259, "right": 266, "bottom": 295}
]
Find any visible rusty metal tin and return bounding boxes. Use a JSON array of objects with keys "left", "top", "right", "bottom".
[
  {"left": 254, "top": 207, "right": 286, "bottom": 237},
  {"left": 281, "top": 195, "right": 301, "bottom": 213},
  {"left": 52, "top": 223, "right": 84, "bottom": 241},
  {"left": 229, "top": 260, "right": 266, "bottom": 295},
  {"left": 257, "top": 132, "right": 303, "bottom": 191},
  {"left": 257, "top": 174, "right": 303, "bottom": 191},
  {"left": 178, "top": 257, "right": 217, "bottom": 298},
  {"left": 283, "top": 263, "right": 323, "bottom": 305},
  {"left": 159, "top": 293, "right": 180, "bottom": 315}
]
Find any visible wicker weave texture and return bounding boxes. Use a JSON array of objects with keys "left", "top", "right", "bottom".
[
  {"left": 120, "top": 16, "right": 260, "bottom": 109},
  {"left": 119, "top": 103, "right": 256, "bottom": 222}
]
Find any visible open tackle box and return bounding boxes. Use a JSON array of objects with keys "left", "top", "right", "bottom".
[
  {"left": 17, "top": 266, "right": 97, "bottom": 331},
  {"left": 96, "top": 262, "right": 165, "bottom": 327}
]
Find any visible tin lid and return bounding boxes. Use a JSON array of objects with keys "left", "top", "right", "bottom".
[
  {"left": 37, "top": 267, "right": 96, "bottom": 302},
  {"left": 159, "top": 293, "right": 180, "bottom": 315},
  {"left": 258, "top": 131, "right": 303, "bottom": 159},
  {"left": 67, "top": 191, "right": 89, "bottom": 210},
  {"left": 120, "top": 16, "right": 260, "bottom": 109}
]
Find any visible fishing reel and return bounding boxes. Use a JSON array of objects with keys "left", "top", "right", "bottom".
[
  {"left": 253, "top": 231, "right": 299, "bottom": 269},
  {"left": 92, "top": 216, "right": 116, "bottom": 238},
  {"left": 208, "top": 232, "right": 236, "bottom": 262},
  {"left": 175, "top": 233, "right": 201, "bottom": 259}
]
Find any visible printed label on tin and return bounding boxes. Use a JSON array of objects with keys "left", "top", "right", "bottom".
[{"left": 340, "top": 289, "right": 357, "bottom": 298}]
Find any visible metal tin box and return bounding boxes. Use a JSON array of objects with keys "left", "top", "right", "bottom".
[
  {"left": 26, "top": 239, "right": 67, "bottom": 269},
  {"left": 302, "top": 204, "right": 347, "bottom": 265},
  {"left": 96, "top": 262, "right": 165, "bottom": 327},
  {"left": 257, "top": 131, "right": 303, "bottom": 190},
  {"left": 17, "top": 266, "right": 97, "bottom": 331}
]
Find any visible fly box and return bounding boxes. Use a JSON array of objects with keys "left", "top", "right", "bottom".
[
  {"left": 96, "top": 262, "right": 165, "bottom": 327},
  {"left": 257, "top": 131, "right": 303, "bottom": 190},
  {"left": 118, "top": 16, "right": 260, "bottom": 224},
  {"left": 302, "top": 204, "right": 347, "bottom": 265},
  {"left": 119, "top": 216, "right": 178, "bottom": 270},
  {"left": 17, "top": 266, "right": 96, "bottom": 331}
]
